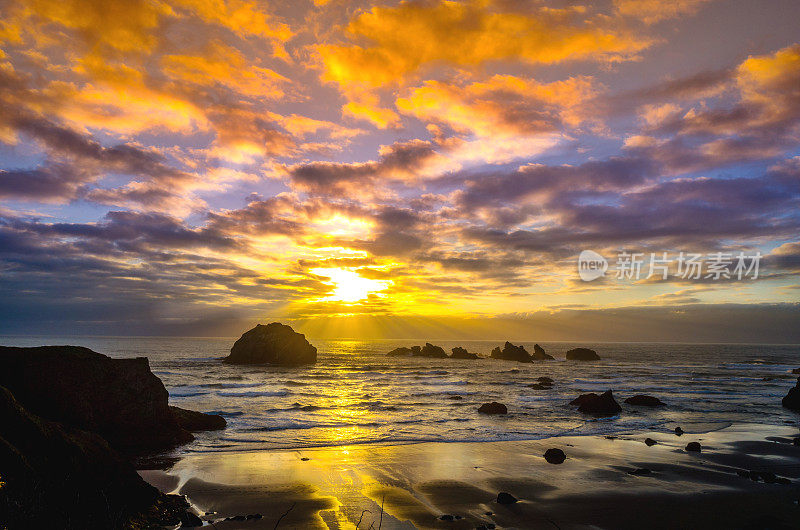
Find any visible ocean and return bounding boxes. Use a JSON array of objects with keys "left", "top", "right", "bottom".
[{"left": 3, "top": 337, "right": 799, "bottom": 454}]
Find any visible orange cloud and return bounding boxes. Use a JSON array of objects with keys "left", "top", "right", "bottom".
[{"left": 615, "top": 0, "right": 715, "bottom": 24}]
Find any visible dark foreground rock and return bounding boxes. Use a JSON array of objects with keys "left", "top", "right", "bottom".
[
  {"left": 0, "top": 345, "right": 221, "bottom": 455},
  {"left": 645, "top": 438, "right": 658, "bottom": 446},
  {"left": 0, "top": 385, "right": 196, "bottom": 529},
  {"left": 565, "top": 347, "right": 601, "bottom": 360},
  {"left": 490, "top": 341, "right": 533, "bottom": 362},
  {"left": 572, "top": 390, "right": 621, "bottom": 416},
  {"left": 532, "top": 344, "right": 554, "bottom": 360},
  {"left": 544, "top": 448, "right": 566, "bottom": 464},
  {"left": 624, "top": 395, "right": 666, "bottom": 407},
  {"left": 451, "top": 347, "right": 479, "bottom": 359},
  {"left": 478, "top": 402, "right": 508, "bottom": 414},
  {"left": 782, "top": 377, "right": 800, "bottom": 411},
  {"left": 496, "top": 492, "right": 518, "bottom": 504},
  {"left": 686, "top": 442, "right": 702, "bottom": 452},
  {"left": 225, "top": 322, "right": 317, "bottom": 365},
  {"left": 170, "top": 406, "right": 226, "bottom": 431}
]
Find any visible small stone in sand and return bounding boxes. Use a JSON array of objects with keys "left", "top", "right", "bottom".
[
  {"left": 685, "top": 442, "right": 702, "bottom": 452},
  {"left": 496, "top": 492, "right": 518, "bottom": 504},
  {"left": 478, "top": 402, "right": 508, "bottom": 414},
  {"left": 645, "top": 438, "right": 657, "bottom": 446},
  {"left": 439, "top": 514, "right": 454, "bottom": 521},
  {"left": 543, "top": 448, "right": 566, "bottom": 464},
  {"left": 301, "top": 457, "right": 310, "bottom": 461},
  {"left": 674, "top": 427, "right": 684, "bottom": 436}
]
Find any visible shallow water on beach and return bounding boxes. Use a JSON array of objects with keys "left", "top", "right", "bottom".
[{"left": 3, "top": 337, "right": 800, "bottom": 452}]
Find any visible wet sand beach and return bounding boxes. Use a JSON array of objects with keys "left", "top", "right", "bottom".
[{"left": 140, "top": 423, "right": 800, "bottom": 529}]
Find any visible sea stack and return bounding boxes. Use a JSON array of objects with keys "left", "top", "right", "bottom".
[
  {"left": 225, "top": 322, "right": 317, "bottom": 366},
  {"left": 490, "top": 341, "right": 533, "bottom": 362},
  {"left": 532, "top": 344, "right": 554, "bottom": 360},
  {"left": 566, "top": 347, "right": 601, "bottom": 360},
  {"left": 782, "top": 377, "right": 800, "bottom": 411}
]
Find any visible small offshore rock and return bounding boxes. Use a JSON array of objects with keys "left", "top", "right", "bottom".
[
  {"left": 532, "top": 344, "right": 554, "bottom": 360},
  {"left": 645, "top": 438, "right": 657, "bottom": 446},
  {"left": 543, "top": 448, "right": 566, "bottom": 464},
  {"left": 685, "top": 442, "right": 702, "bottom": 452},
  {"left": 225, "top": 323, "right": 317, "bottom": 366},
  {"left": 537, "top": 376, "right": 554, "bottom": 384},
  {"left": 528, "top": 383, "right": 552, "bottom": 390},
  {"left": 450, "top": 347, "right": 479, "bottom": 359},
  {"left": 478, "top": 402, "right": 508, "bottom": 414},
  {"left": 675, "top": 427, "right": 684, "bottom": 436},
  {"left": 565, "top": 347, "right": 601, "bottom": 361},
  {"left": 448, "top": 395, "right": 463, "bottom": 400},
  {"left": 496, "top": 492, "right": 518, "bottom": 504},
  {"left": 439, "top": 514, "right": 455, "bottom": 521},
  {"left": 624, "top": 395, "right": 666, "bottom": 407},
  {"left": 629, "top": 468, "right": 652, "bottom": 476},
  {"left": 576, "top": 390, "right": 622, "bottom": 416}
]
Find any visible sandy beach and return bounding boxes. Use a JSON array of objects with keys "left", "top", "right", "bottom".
[{"left": 140, "top": 423, "right": 800, "bottom": 529}]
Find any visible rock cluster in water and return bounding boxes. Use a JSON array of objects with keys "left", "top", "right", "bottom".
[
  {"left": 225, "top": 322, "right": 317, "bottom": 366},
  {"left": 490, "top": 341, "right": 554, "bottom": 362},
  {"left": 570, "top": 390, "right": 622, "bottom": 416},
  {"left": 387, "top": 343, "right": 480, "bottom": 359}
]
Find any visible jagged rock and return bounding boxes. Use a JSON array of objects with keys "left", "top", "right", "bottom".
[
  {"left": 0, "top": 345, "right": 221, "bottom": 454},
  {"left": 496, "top": 492, "right": 518, "bottom": 504},
  {"left": 624, "top": 395, "right": 666, "bottom": 407},
  {"left": 451, "top": 347, "right": 479, "bottom": 359},
  {"left": 565, "top": 348, "right": 601, "bottom": 360},
  {"left": 478, "top": 402, "right": 508, "bottom": 414},
  {"left": 573, "top": 390, "right": 621, "bottom": 416},
  {"left": 490, "top": 341, "right": 532, "bottom": 363},
  {"left": 0, "top": 385, "right": 166, "bottom": 528},
  {"left": 387, "top": 347, "right": 413, "bottom": 356},
  {"left": 685, "top": 442, "right": 702, "bottom": 452},
  {"left": 225, "top": 323, "right": 317, "bottom": 365},
  {"left": 782, "top": 377, "right": 800, "bottom": 411},
  {"left": 411, "top": 346, "right": 422, "bottom": 355},
  {"left": 543, "top": 448, "right": 566, "bottom": 464},
  {"left": 170, "top": 406, "right": 226, "bottom": 431},
  {"left": 417, "top": 343, "right": 448, "bottom": 358},
  {"left": 532, "top": 344, "right": 554, "bottom": 360}
]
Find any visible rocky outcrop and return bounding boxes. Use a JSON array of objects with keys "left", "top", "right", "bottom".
[
  {"left": 0, "top": 385, "right": 197, "bottom": 528},
  {"left": 571, "top": 390, "right": 621, "bottom": 416},
  {"left": 625, "top": 395, "right": 665, "bottom": 407},
  {"left": 225, "top": 322, "right": 317, "bottom": 366},
  {"left": 490, "top": 341, "right": 532, "bottom": 363},
  {"left": 478, "top": 402, "right": 508, "bottom": 414},
  {"left": 0, "top": 346, "right": 221, "bottom": 455},
  {"left": 418, "top": 342, "right": 448, "bottom": 358},
  {"left": 532, "top": 344, "right": 554, "bottom": 360},
  {"left": 685, "top": 442, "right": 702, "bottom": 452},
  {"left": 565, "top": 347, "right": 601, "bottom": 360},
  {"left": 387, "top": 347, "right": 413, "bottom": 356},
  {"left": 170, "top": 406, "right": 226, "bottom": 431},
  {"left": 451, "top": 347, "right": 479, "bottom": 359},
  {"left": 496, "top": 492, "right": 518, "bottom": 504},
  {"left": 782, "top": 377, "right": 800, "bottom": 411}
]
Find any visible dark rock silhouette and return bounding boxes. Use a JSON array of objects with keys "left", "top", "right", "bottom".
[
  {"left": 528, "top": 383, "right": 552, "bottom": 390},
  {"left": 387, "top": 347, "right": 413, "bottom": 356},
  {"left": 490, "top": 341, "right": 532, "bottom": 362},
  {"left": 565, "top": 347, "right": 601, "bottom": 360},
  {"left": 450, "top": 347, "right": 479, "bottom": 359},
  {"left": 0, "top": 385, "right": 193, "bottom": 528},
  {"left": 225, "top": 322, "right": 317, "bottom": 365},
  {"left": 170, "top": 406, "right": 226, "bottom": 431},
  {"left": 675, "top": 427, "right": 684, "bottom": 436},
  {"left": 537, "top": 376, "right": 554, "bottom": 385},
  {"left": 532, "top": 344, "right": 554, "bottom": 360},
  {"left": 418, "top": 342, "right": 448, "bottom": 358},
  {"left": 629, "top": 468, "right": 652, "bottom": 476},
  {"left": 782, "top": 377, "right": 800, "bottom": 411},
  {"left": 496, "top": 492, "right": 518, "bottom": 504},
  {"left": 645, "top": 438, "right": 657, "bottom": 446},
  {"left": 685, "top": 442, "right": 702, "bottom": 452},
  {"left": 544, "top": 448, "right": 566, "bottom": 464},
  {"left": 572, "top": 390, "right": 621, "bottom": 416},
  {"left": 0, "top": 345, "right": 221, "bottom": 455},
  {"left": 624, "top": 395, "right": 666, "bottom": 407},
  {"left": 478, "top": 402, "right": 508, "bottom": 414}
]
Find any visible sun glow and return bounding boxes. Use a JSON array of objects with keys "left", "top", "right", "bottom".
[{"left": 312, "top": 268, "right": 392, "bottom": 302}]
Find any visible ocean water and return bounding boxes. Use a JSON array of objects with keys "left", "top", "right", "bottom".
[{"left": 3, "top": 337, "right": 800, "bottom": 453}]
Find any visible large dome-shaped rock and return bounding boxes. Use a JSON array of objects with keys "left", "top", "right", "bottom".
[
  {"left": 782, "top": 377, "right": 800, "bottom": 411},
  {"left": 490, "top": 341, "right": 532, "bottom": 363},
  {"left": 225, "top": 323, "right": 317, "bottom": 366},
  {"left": 0, "top": 345, "right": 222, "bottom": 454},
  {"left": 566, "top": 347, "right": 601, "bottom": 360},
  {"left": 573, "top": 390, "right": 621, "bottom": 416},
  {"left": 478, "top": 402, "right": 508, "bottom": 414},
  {"left": 451, "top": 347, "right": 479, "bottom": 359},
  {"left": 417, "top": 342, "right": 448, "bottom": 358},
  {"left": 532, "top": 344, "right": 554, "bottom": 360}
]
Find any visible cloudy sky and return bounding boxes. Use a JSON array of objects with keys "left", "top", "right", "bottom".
[{"left": 1, "top": 0, "right": 799, "bottom": 340}]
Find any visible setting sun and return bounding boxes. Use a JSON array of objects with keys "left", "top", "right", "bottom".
[{"left": 312, "top": 268, "right": 392, "bottom": 302}]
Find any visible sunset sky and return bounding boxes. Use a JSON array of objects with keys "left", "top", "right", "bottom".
[{"left": 1, "top": 0, "right": 799, "bottom": 340}]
